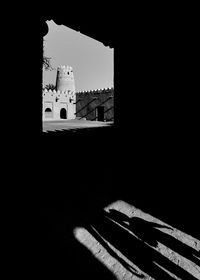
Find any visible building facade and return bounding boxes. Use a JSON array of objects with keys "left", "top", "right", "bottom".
[{"left": 43, "top": 65, "right": 114, "bottom": 122}]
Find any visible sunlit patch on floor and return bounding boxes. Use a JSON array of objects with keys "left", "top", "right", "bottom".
[
  {"left": 73, "top": 201, "right": 200, "bottom": 280},
  {"left": 73, "top": 227, "right": 146, "bottom": 279}
]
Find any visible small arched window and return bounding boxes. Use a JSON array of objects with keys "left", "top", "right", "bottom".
[{"left": 45, "top": 108, "right": 52, "bottom": 112}]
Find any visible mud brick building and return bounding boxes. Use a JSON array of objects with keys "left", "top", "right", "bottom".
[{"left": 76, "top": 88, "right": 114, "bottom": 122}]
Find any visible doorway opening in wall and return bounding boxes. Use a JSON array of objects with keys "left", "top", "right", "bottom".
[
  {"left": 96, "top": 106, "right": 105, "bottom": 122},
  {"left": 42, "top": 20, "right": 113, "bottom": 132},
  {"left": 60, "top": 108, "right": 67, "bottom": 119}
]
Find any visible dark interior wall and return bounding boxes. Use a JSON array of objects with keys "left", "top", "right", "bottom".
[
  {"left": 42, "top": 12, "right": 198, "bottom": 238},
  {"left": 2, "top": 10, "right": 197, "bottom": 212},
  {"left": 1, "top": 9, "right": 198, "bottom": 279}
]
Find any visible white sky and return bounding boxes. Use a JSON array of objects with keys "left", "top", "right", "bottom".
[{"left": 43, "top": 20, "right": 114, "bottom": 92}]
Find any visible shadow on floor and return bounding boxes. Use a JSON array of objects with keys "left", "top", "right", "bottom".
[
  {"left": 106, "top": 209, "right": 200, "bottom": 267},
  {"left": 86, "top": 209, "right": 198, "bottom": 280}
]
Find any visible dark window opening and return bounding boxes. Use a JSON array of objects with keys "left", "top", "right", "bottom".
[{"left": 45, "top": 108, "right": 52, "bottom": 112}]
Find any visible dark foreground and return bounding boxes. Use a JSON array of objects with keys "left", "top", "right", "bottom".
[
  {"left": 35, "top": 126, "right": 199, "bottom": 279},
  {"left": 5, "top": 125, "right": 199, "bottom": 279}
]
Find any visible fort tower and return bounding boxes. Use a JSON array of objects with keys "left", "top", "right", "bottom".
[{"left": 56, "top": 65, "right": 75, "bottom": 92}]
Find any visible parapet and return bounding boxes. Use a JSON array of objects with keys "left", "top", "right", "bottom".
[
  {"left": 42, "top": 89, "right": 76, "bottom": 101},
  {"left": 76, "top": 87, "right": 114, "bottom": 96}
]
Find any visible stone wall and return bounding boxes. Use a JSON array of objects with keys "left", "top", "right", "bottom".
[{"left": 76, "top": 88, "right": 114, "bottom": 121}]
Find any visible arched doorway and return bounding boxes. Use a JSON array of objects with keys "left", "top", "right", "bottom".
[
  {"left": 60, "top": 108, "right": 67, "bottom": 119},
  {"left": 45, "top": 108, "right": 53, "bottom": 118}
]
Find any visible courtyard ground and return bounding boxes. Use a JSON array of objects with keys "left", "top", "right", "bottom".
[{"left": 43, "top": 119, "right": 114, "bottom": 132}]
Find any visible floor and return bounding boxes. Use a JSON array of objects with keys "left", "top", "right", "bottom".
[{"left": 43, "top": 119, "right": 114, "bottom": 132}]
